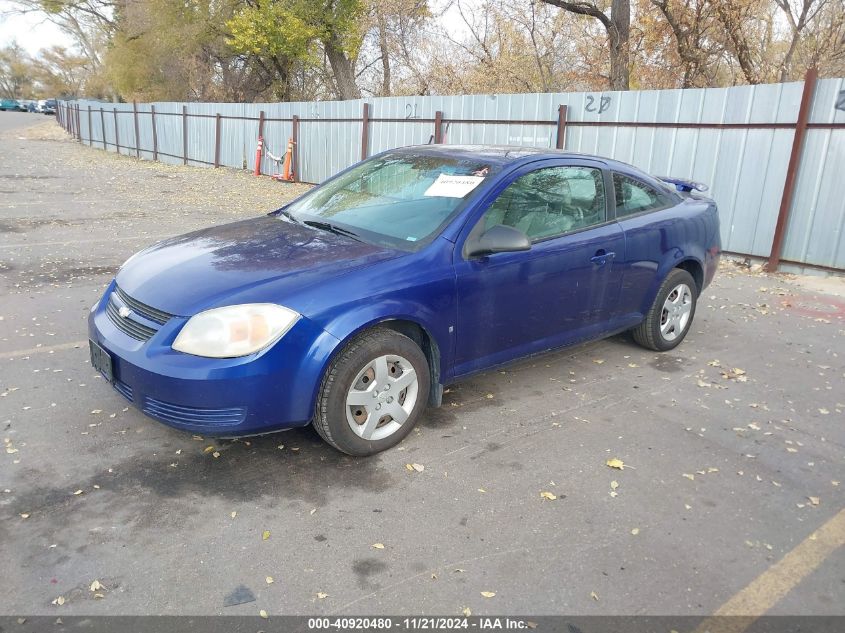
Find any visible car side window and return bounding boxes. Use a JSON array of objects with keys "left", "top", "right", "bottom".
[
  {"left": 480, "top": 166, "right": 606, "bottom": 242},
  {"left": 613, "top": 173, "right": 668, "bottom": 217}
]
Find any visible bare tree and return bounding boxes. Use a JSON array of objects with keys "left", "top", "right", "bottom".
[{"left": 541, "top": 0, "right": 630, "bottom": 90}]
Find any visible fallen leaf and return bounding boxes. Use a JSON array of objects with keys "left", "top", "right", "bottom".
[
  {"left": 372, "top": 543, "right": 385, "bottom": 549},
  {"left": 203, "top": 446, "right": 215, "bottom": 454},
  {"left": 310, "top": 508, "right": 316, "bottom": 515},
  {"left": 462, "top": 607, "right": 472, "bottom": 616},
  {"left": 477, "top": 488, "right": 487, "bottom": 493},
  {"left": 606, "top": 458, "right": 625, "bottom": 470},
  {"left": 480, "top": 591, "right": 496, "bottom": 598},
  {"left": 259, "top": 610, "right": 268, "bottom": 619},
  {"left": 590, "top": 591, "right": 599, "bottom": 601},
  {"left": 808, "top": 496, "right": 820, "bottom": 506},
  {"left": 231, "top": 511, "right": 237, "bottom": 519},
  {"left": 682, "top": 473, "right": 695, "bottom": 481},
  {"left": 94, "top": 593, "right": 104, "bottom": 599},
  {"left": 212, "top": 451, "right": 220, "bottom": 458},
  {"left": 539, "top": 491, "right": 557, "bottom": 501},
  {"left": 593, "top": 359, "right": 605, "bottom": 364},
  {"left": 262, "top": 530, "right": 271, "bottom": 540},
  {"left": 90, "top": 580, "right": 102, "bottom": 592},
  {"left": 631, "top": 528, "right": 640, "bottom": 535},
  {"left": 411, "top": 463, "right": 424, "bottom": 472},
  {"left": 818, "top": 408, "right": 829, "bottom": 415},
  {"left": 610, "top": 481, "right": 619, "bottom": 490},
  {"left": 316, "top": 592, "right": 328, "bottom": 599},
  {"left": 73, "top": 489, "right": 83, "bottom": 495},
  {"left": 486, "top": 394, "right": 494, "bottom": 399},
  {"left": 20, "top": 513, "right": 29, "bottom": 519},
  {"left": 54, "top": 596, "right": 65, "bottom": 606},
  {"left": 265, "top": 576, "right": 274, "bottom": 584}
]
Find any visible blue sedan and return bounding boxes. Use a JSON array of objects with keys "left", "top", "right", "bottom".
[{"left": 89, "top": 145, "right": 721, "bottom": 455}]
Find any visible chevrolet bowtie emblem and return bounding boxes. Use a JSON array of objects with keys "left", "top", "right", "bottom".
[{"left": 118, "top": 306, "right": 132, "bottom": 319}]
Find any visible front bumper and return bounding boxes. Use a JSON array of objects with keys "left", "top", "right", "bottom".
[{"left": 88, "top": 281, "right": 340, "bottom": 436}]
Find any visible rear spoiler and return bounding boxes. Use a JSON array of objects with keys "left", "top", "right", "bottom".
[{"left": 656, "top": 176, "right": 709, "bottom": 193}]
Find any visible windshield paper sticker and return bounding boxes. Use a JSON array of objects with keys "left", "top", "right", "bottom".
[{"left": 424, "top": 174, "right": 485, "bottom": 198}]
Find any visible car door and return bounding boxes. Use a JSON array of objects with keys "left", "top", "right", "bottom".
[
  {"left": 452, "top": 160, "right": 625, "bottom": 377},
  {"left": 610, "top": 172, "right": 682, "bottom": 320}
]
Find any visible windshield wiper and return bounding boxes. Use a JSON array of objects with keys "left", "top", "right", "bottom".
[{"left": 303, "top": 220, "right": 362, "bottom": 241}]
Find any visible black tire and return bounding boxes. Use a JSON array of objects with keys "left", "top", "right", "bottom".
[
  {"left": 632, "top": 268, "right": 697, "bottom": 352},
  {"left": 313, "top": 327, "right": 430, "bottom": 456}
]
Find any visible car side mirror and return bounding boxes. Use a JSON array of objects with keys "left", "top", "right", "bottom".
[{"left": 466, "top": 225, "right": 531, "bottom": 257}]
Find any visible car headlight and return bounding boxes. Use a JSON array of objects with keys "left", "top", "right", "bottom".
[{"left": 172, "top": 304, "right": 300, "bottom": 358}]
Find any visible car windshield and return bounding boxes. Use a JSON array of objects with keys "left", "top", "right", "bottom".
[{"left": 282, "top": 152, "right": 496, "bottom": 251}]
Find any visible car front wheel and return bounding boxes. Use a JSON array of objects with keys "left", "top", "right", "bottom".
[
  {"left": 633, "top": 268, "right": 697, "bottom": 351},
  {"left": 313, "top": 327, "right": 430, "bottom": 456}
]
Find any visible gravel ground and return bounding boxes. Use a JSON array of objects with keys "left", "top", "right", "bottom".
[{"left": 1, "top": 116, "right": 843, "bottom": 619}]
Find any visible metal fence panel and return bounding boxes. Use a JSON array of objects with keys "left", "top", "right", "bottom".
[{"left": 59, "top": 75, "right": 845, "bottom": 270}]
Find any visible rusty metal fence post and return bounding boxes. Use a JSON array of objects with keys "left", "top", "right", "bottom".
[
  {"left": 556, "top": 105, "right": 568, "bottom": 150},
  {"left": 182, "top": 105, "right": 188, "bottom": 165},
  {"left": 292, "top": 115, "right": 300, "bottom": 183},
  {"left": 214, "top": 113, "right": 222, "bottom": 168},
  {"left": 132, "top": 101, "right": 140, "bottom": 158},
  {"left": 150, "top": 105, "right": 158, "bottom": 161},
  {"left": 434, "top": 111, "right": 443, "bottom": 144},
  {"left": 766, "top": 68, "right": 818, "bottom": 271},
  {"left": 99, "top": 108, "right": 106, "bottom": 150},
  {"left": 361, "top": 103, "right": 370, "bottom": 160},
  {"left": 113, "top": 108, "right": 120, "bottom": 154}
]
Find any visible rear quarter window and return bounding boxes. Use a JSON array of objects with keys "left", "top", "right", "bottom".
[{"left": 613, "top": 173, "right": 673, "bottom": 218}]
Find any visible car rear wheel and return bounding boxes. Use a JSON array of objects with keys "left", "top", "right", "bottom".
[
  {"left": 632, "top": 268, "right": 697, "bottom": 351},
  {"left": 313, "top": 327, "right": 430, "bottom": 456}
]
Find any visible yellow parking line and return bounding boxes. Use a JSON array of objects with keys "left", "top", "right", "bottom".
[
  {"left": 0, "top": 340, "right": 87, "bottom": 359},
  {"left": 695, "top": 507, "right": 845, "bottom": 633}
]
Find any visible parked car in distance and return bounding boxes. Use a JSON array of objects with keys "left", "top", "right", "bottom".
[
  {"left": 89, "top": 145, "right": 721, "bottom": 456},
  {"left": 38, "top": 99, "right": 56, "bottom": 115},
  {"left": 0, "top": 99, "right": 24, "bottom": 111}
]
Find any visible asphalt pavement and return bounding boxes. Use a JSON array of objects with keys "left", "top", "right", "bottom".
[{"left": 1, "top": 114, "right": 843, "bottom": 618}]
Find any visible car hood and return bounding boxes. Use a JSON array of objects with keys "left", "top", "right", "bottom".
[{"left": 116, "top": 215, "right": 402, "bottom": 316}]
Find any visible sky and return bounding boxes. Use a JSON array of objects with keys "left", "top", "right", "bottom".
[
  {"left": 0, "top": 0, "right": 75, "bottom": 55},
  {"left": 0, "top": 0, "right": 474, "bottom": 58}
]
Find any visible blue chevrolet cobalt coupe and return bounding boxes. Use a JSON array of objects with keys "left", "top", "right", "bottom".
[{"left": 89, "top": 145, "right": 720, "bottom": 455}]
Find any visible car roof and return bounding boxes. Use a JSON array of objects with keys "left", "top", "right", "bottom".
[{"left": 390, "top": 144, "right": 650, "bottom": 172}]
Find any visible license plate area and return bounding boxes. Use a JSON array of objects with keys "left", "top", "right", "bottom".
[{"left": 89, "top": 339, "right": 114, "bottom": 383}]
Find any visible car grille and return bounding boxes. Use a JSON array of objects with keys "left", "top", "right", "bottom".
[
  {"left": 113, "top": 379, "right": 133, "bottom": 402},
  {"left": 143, "top": 397, "right": 247, "bottom": 428},
  {"left": 106, "top": 286, "right": 174, "bottom": 342},
  {"left": 114, "top": 285, "right": 173, "bottom": 325}
]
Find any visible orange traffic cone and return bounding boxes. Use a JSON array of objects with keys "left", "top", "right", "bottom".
[{"left": 282, "top": 138, "right": 295, "bottom": 181}]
